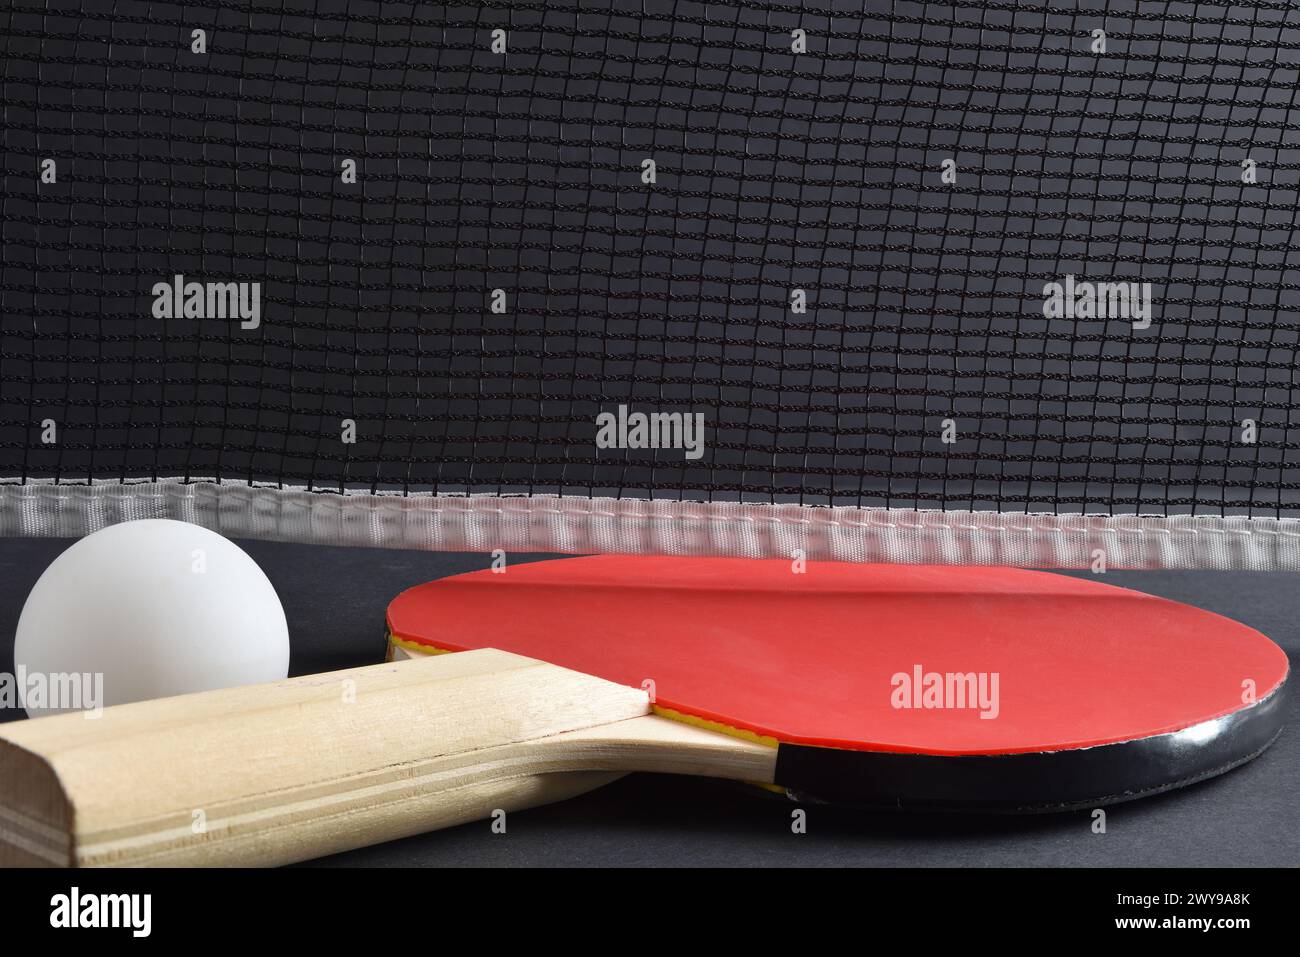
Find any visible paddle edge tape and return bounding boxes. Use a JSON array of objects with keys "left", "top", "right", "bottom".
[{"left": 771, "top": 675, "right": 1290, "bottom": 813}]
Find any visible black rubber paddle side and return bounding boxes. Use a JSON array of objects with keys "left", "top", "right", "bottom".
[{"left": 773, "top": 679, "right": 1289, "bottom": 813}]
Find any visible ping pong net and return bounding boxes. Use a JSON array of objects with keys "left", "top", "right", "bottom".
[{"left": 3, "top": 0, "right": 1299, "bottom": 569}]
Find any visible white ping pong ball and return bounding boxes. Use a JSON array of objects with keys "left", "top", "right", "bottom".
[{"left": 13, "top": 519, "right": 290, "bottom": 718}]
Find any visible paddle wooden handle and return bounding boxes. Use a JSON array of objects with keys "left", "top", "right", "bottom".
[
  {"left": 0, "top": 650, "right": 643, "bottom": 866},
  {"left": 0, "top": 649, "right": 776, "bottom": 867}
]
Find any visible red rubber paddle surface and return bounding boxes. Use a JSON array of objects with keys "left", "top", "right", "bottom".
[{"left": 386, "top": 557, "right": 1288, "bottom": 756}]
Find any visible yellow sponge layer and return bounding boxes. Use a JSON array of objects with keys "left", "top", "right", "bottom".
[
  {"left": 387, "top": 633, "right": 453, "bottom": 658},
  {"left": 651, "top": 704, "right": 777, "bottom": 749}
]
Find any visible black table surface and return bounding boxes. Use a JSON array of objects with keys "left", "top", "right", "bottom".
[{"left": 1, "top": 537, "right": 1295, "bottom": 867}]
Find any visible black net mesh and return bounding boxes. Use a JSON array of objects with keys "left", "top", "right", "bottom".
[{"left": 3, "top": 0, "right": 1299, "bottom": 515}]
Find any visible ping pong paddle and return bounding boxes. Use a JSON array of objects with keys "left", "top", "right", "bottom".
[{"left": 0, "top": 557, "right": 1287, "bottom": 867}]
